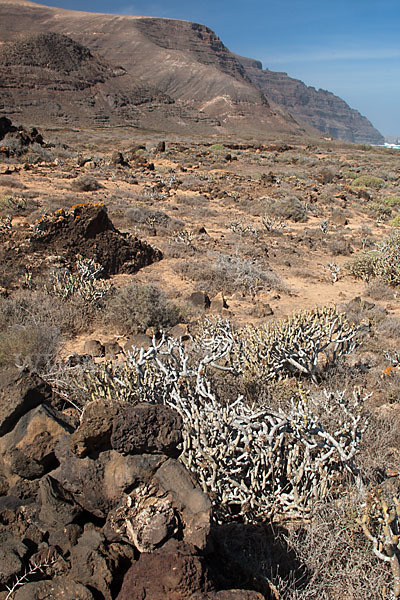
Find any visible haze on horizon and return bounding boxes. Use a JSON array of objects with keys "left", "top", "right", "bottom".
[{"left": 36, "top": 0, "right": 400, "bottom": 139}]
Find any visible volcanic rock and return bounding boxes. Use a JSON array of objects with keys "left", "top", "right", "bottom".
[
  {"left": 111, "top": 403, "right": 183, "bottom": 458},
  {"left": 0, "top": 369, "right": 52, "bottom": 437}
]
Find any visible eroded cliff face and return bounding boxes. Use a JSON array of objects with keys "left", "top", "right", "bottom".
[
  {"left": 238, "top": 56, "right": 384, "bottom": 145},
  {"left": 0, "top": 0, "right": 384, "bottom": 143},
  {"left": 0, "top": 0, "right": 310, "bottom": 137}
]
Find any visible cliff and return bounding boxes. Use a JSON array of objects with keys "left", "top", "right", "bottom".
[
  {"left": 237, "top": 56, "right": 384, "bottom": 144},
  {"left": 0, "top": 0, "right": 384, "bottom": 143}
]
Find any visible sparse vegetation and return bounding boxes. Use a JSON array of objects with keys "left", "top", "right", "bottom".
[
  {"left": 104, "top": 282, "right": 181, "bottom": 334},
  {"left": 1, "top": 127, "right": 400, "bottom": 599}
]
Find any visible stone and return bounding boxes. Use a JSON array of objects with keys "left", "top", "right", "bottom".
[
  {"left": 104, "top": 341, "right": 122, "bottom": 358},
  {"left": 168, "top": 323, "right": 190, "bottom": 340},
  {"left": 116, "top": 539, "right": 213, "bottom": 600},
  {"left": 0, "top": 532, "right": 29, "bottom": 587},
  {"left": 106, "top": 484, "right": 179, "bottom": 551},
  {"left": 69, "top": 528, "right": 115, "bottom": 600},
  {"left": 13, "top": 577, "right": 95, "bottom": 600},
  {"left": 83, "top": 340, "right": 105, "bottom": 358},
  {"left": 252, "top": 303, "right": 274, "bottom": 318},
  {"left": 54, "top": 443, "right": 165, "bottom": 518},
  {"left": 48, "top": 523, "right": 83, "bottom": 554},
  {"left": 69, "top": 400, "right": 122, "bottom": 457},
  {"left": 0, "top": 369, "right": 52, "bottom": 437},
  {"left": 38, "top": 475, "right": 83, "bottom": 528},
  {"left": 124, "top": 334, "right": 152, "bottom": 352},
  {"left": 155, "top": 140, "right": 166, "bottom": 153},
  {"left": 195, "top": 592, "right": 264, "bottom": 599},
  {"left": 189, "top": 291, "right": 211, "bottom": 309},
  {"left": 111, "top": 151, "right": 128, "bottom": 166},
  {"left": 111, "top": 403, "right": 183, "bottom": 458},
  {"left": 154, "top": 459, "right": 211, "bottom": 550},
  {"left": 0, "top": 404, "right": 73, "bottom": 482},
  {"left": 210, "top": 292, "right": 228, "bottom": 311}
]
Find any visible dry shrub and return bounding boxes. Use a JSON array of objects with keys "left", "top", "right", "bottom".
[
  {"left": 366, "top": 280, "right": 396, "bottom": 301},
  {"left": 71, "top": 175, "right": 103, "bottom": 192},
  {"left": 104, "top": 282, "right": 181, "bottom": 334},
  {"left": 0, "top": 291, "right": 61, "bottom": 371},
  {"left": 327, "top": 235, "right": 353, "bottom": 256},
  {"left": 0, "top": 289, "right": 94, "bottom": 371},
  {"left": 175, "top": 251, "right": 287, "bottom": 296},
  {"left": 264, "top": 196, "right": 308, "bottom": 222},
  {"left": 275, "top": 496, "right": 392, "bottom": 600}
]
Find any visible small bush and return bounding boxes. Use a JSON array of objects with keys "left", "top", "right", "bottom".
[
  {"left": 384, "top": 195, "right": 400, "bottom": 207},
  {"left": 209, "top": 143, "right": 225, "bottom": 152},
  {"left": 176, "top": 251, "right": 286, "bottom": 296},
  {"left": 351, "top": 175, "right": 386, "bottom": 189},
  {"left": 367, "top": 201, "right": 392, "bottom": 220},
  {"left": 264, "top": 196, "right": 307, "bottom": 222},
  {"left": 390, "top": 215, "right": 400, "bottom": 227},
  {"left": 346, "top": 231, "right": 400, "bottom": 285},
  {"left": 0, "top": 291, "right": 62, "bottom": 371},
  {"left": 71, "top": 175, "right": 103, "bottom": 192},
  {"left": 104, "top": 283, "right": 181, "bottom": 334}
]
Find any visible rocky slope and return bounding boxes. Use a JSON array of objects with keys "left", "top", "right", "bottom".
[
  {"left": 0, "top": 0, "right": 311, "bottom": 137},
  {"left": 237, "top": 55, "right": 384, "bottom": 144},
  {"left": 0, "top": 0, "right": 384, "bottom": 143},
  {"left": 0, "top": 32, "right": 221, "bottom": 131}
]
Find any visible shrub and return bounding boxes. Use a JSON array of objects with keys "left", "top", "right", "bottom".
[
  {"left": 175, "top": 251, "right": 286, "bottom": 296},
  {"left": 209, "top": 143, "right": 225, "bottom": 152},
  {"left": 346, "top": 232, "right": 400, "bottom": 285},
  {"left": 384, "top": 195, "right": 400, "bottom": 207},
  {"left": 0, "top": 291, "right": 61, "bottom": 371},
  {"left": 351, "top": 175, "right": 386, "bottom": 189},
  {"left": 104, "top": 282, "right": 181, "bottom": 334},
  {"left": 71, "top": 175, "right": 103, "bottom": 192},
  {"left": 45, "top": 258, "right": 113, "bottom": 305},
  {"left": 231, "top": 306, "right": 362, "bottom": 384},
  {"left": 70, "top": 327, "right": 367, "bottom": 522},
  {"left": 367, "top": 201, "right": 392, "bottom": 221},
  {"left": 264, "top": 196, "right": 307, "bottom": 222},
  {"left": 390, "top": 215, "right": 400, "bottom": 227}
]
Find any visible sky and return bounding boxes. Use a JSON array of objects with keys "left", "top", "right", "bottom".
[{"left": 37, "top": 0, "right": 400, "bottom": 138}]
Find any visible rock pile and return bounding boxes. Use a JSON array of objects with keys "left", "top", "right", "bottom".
[
  {"left": 1, "top": 203, "right": 162, "bottom": 281},
  {"left": 0, "top": 117, "right": 45, "bottom": 157},
  {"left": 0, "top": 369, "right": 263, "bottom": 599}
]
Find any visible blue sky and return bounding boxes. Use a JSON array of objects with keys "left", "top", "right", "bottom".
[{"left": 38, "top": 0, "right": 400, "bottom": 137}]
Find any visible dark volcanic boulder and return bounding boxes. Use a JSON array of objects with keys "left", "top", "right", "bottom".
[
  {"left": 29, "top": 204, "right": 162, "bottom": 276},
  {"left": 13, "top": 577, "right": 95, "bottom": 600},
  {"left": 116, "top": 539, "right": 213, "bottom": 600},
  {"left": 0, "top": 369, "right": 52, "bottom": 437},
  {"left": 111, "top": 403, "right": 183, "bottom": 457},
  {"left": 0, "top": 404, "right": 73, "bottom": 484}
]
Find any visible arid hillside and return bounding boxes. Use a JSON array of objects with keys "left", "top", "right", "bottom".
[
  {"left": 1, "top": 118, "right": 400, "bottom": 599},
  {"left": 0, "top": 0, "right": 383, "bottom": 143}
]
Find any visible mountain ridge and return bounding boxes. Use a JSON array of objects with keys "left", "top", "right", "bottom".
[{"left": 0, "top": 0, "right": 384, "bottom": 143}]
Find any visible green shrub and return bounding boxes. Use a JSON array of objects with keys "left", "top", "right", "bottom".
[
  {"left": 209, "top": 143, "right": 225, "bottom": 152},
  {"left": 104, "top": 283, "right": 181, "bottom": 334},
  {"left": 351, "top": 175, "right": 386, "bottom": 190},
  {"left": 385, "top": 195, "right": 400, "bottom": 207},
  {"left": 367, "top": 201, "right": 392, "bottom": 220},
  {"left": 390, "top": 215, "right": 400, "bottom": 227},
  {"left": 346, "top": 232, "right": 400, "bottom": 285}
]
